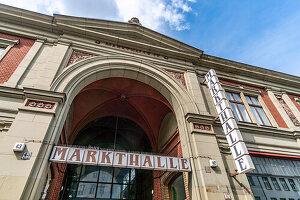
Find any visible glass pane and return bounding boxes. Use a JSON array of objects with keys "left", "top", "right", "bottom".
[
  {"left": 233, "top": 93, "right": 242, "bottom": 102},
  {"left": 80, "top": 166, "right": 99, "bottom": 182},
  {"left": 77, "top": 182, "right": 97, "bottom": 198},
  {"left": 231, "top": 103, "right": 242, "bottom": 121},
  {"left": 130, "top": 168, "right": 136, "bottom": 184},
  {"left": 279, "top": 178, "right": 290, "bottom": 191},
  {"left": 250, "top": 97, "right": 260, "bottom": 105},
  {"left": 288, "top": 179, "right": 298, "bottom": 190},
  {"left": 250, "top": 106, "right": 263, "bottom": 125},
  {"left": 237, "top": 104, "right": 251, "bottom": 122},
  {"left": 98, "top": 167, "right": 113, "bottom": 183},
  {"left": 271, "top": 177, "right": 281, "bottom": 190},
  {"left": 113, "top": 168, "right": 130, "bottom": 184},
  {"left": 0, "top": 47, "right": 4, "bottom": 54},
  {"left": 112, "top": 184, "right": 131, "bottom": 199},
  {"left": 67, "top": 164, "right": 82, "bottom": 181},
  {"left": 262, "top": 177, "right": 272, "bottom": 190},
  {"left": 66, "top": 182, "right": 78, "bottom": 199},
  {"left": 226, "top": 92, "right": 234, "bottom": 101},
  {"left": 256, "top": 107, "right": 271, "bottom": 126},
  {"left": 245, "top": 96, "right": 252, "bottom": 105},
  {"left": 96, "top": 183, "right": 111, "bottom": 198}
]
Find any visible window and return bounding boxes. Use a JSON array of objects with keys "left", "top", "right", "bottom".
[
  {"left": 0, "top": 47, "right": 5, "bottom": 54},
  {"left": 271, "top": 177, "right": 281, "bottom": 190},
  {"left": 65, "top": 165, "right": 136, "bottom": 199},
  {"left": 271, "top": 198, "right": 277, "bottom": 200},
  {"left": 247, "top": 175, "right": 255, "bottom": 186},
  {"left": 0, "top": 37, "right": 19, "bottom": 61},
  {"left": 279, "top": 178, "right": 290, "bottom": 191},
  {"left": 262, "top": 177, "right": 272, "bottom": 190},
  {"left": 254, "top": 197, "right": 261, "bottom": 200},
  {"left": 245, "top": 96, "right": 271, "bottom": 126},
  {"left": 226, "top": 92, "right": 251, "bottom": 122},
  {"left": 288, "top": 179, "right": 298, "bottom": 191}
]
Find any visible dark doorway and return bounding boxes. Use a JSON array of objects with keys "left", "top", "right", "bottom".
[{"left": 59, "top": 116, "right": 154, "bottom": 200}]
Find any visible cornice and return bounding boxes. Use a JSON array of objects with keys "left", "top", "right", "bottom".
[
  {"left": 185, "top": 113, "right": 215, "bottom": 124},
  {"left": 198, "top": 54, "right": 300, "bottom": 94}
]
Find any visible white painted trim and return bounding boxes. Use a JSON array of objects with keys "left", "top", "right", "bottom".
[{"left": 0, "top": 37, "right": 19, "bottom": 61}]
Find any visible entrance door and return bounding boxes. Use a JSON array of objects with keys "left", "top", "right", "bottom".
[{"left": 59, "top": 116, "right": 154, "bottom": 200}]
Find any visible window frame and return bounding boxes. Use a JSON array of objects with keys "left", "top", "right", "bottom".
[
  {"left": 226, "top": 91, "right": 252, "bottom": 122},
  {"left": 245, "top": 95, "right": 271, "bottom": 126},
  {"left": 0, "top": 37, "right": 19, "bottom": 62},
  {"left": 222, "top": 83, "right": 274, "bottom": 127}
]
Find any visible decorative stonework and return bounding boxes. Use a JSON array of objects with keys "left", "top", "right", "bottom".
[
  {"left": 166, "top": 70, "right": 186, "bottom": 88},
  {"left": 276, "top": 96, "right": 300, "bottom": 126},
  {"left": 193, "top": 123, "right": 212, "bottom": 131},
  {"left": 294, "top": 97, "right": 300, "bottom": 105},
  {"left": 25, "top": 99, "right": 55, "bottom": 110},
  {"left": 66, "top": 50, "right": 97, "bottom": 67}
]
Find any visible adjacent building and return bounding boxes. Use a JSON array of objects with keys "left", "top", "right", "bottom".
[{"left": 0, "top": 4, "right": 299, "bottom": 200}]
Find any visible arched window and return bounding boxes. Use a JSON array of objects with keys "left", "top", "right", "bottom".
[{"left": 169, "top": 174, "right": 186, "bottom": 200}]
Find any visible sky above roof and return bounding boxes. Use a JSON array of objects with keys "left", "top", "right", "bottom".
[{"left": 1, "top": 0, "right": 300, "bottom": 76}]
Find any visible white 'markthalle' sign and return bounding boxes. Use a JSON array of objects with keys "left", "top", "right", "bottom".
[
  {"left": 205, "top": 69, "right": 255, "bottom": 174},
  {"left": 50, "top": 146, "right": 191, "bottom": 172}
]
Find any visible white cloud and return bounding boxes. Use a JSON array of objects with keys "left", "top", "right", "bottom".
[
  {"left": 114, "top": 0, "right": 195, "bottom": 31},
  {"left": 0, "top": 0, "right": 196, "bottom": 32},
  {"left": 0, "top": 0, "right": 66, "bottom": 14}
]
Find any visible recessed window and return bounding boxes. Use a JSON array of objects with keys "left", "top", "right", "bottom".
[
  {"left": 288, "top": 179, "right": 298, "bottom": 191},
  {"left": 262, "top": 177, "right": 272, "bottom": 190},
  {"left": 271, "top": 198, "right": 277, "bottom": 200},
  {"left": 247, "top": 175, "right": 255, "bottom": 186},
  {"left": 245, "top": 96, "right": 271, "bottom": 126},
  {"left": 226, "top": 92, "right": 251, "bottom": 122},
  {"left": 271, "top": 177, "right": 281, "bottom": 190},
  {"left": 279, "top": 178, "right": 290, "bottom": 191}
]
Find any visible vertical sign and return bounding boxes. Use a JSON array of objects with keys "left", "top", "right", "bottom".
[{"left": 205, "top": 69, "right": 255, "bottom": 174}]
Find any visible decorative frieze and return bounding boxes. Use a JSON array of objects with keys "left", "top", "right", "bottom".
[
  {"left": 166, "top": 70, "right": 186, "bottom": 87},
  {"left": 193, "top": 123, "right": 212, "bottom": 131},
  {"left": 25, "top": 99, "right": 55, "bottom": 110},
  {"left": 66, "top": 50, "right": 97, "bottom": 67},
  {"left": 276, "top": 95, "right": 300, "bottom": 126}
]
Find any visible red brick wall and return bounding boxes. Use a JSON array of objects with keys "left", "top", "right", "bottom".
[
  {"left": 288, "top": 94, "right": 300, "bottom": 112},
  {"left": 220, "top": 80, "right": 289, "bottom": 128},
  {"left": 0, "top": 33, "right": 34, "bottom": 83},
  {"left": 46, "top": 163, "right": 66, "bottom": 200}
]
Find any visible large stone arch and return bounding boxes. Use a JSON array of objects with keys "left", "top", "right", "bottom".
[
  {"left": 39, "top": 55, "right": 201, "bottom": 199},
  {"left": 50, "top": 55, "right": 199, "bottom": 152}
]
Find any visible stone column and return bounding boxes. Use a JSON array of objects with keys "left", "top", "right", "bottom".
[{"left": 0, "top": 88, "right": 64, "bottom": 200}]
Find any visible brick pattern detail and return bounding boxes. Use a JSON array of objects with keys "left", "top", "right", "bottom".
[
  {"left": 45, "top": 163, "right": 66, "bottom": 200},
  {"left": 0, "top": 33, "right": 34, "bottom": 83},
  {"left": 276, "top": 95, "right": 300, "bottom": 126},
  {"left": 166, "top": 70, "right": 186, "bottom": 88},
  {"left": 25, "top": 99, "right": 55, "bottom": 109},
  {"left": 220, "top": 80, "right": 289, "bottom": 128},
  {"left": 66, "top": 50, "right": 96, "bottom": 67}
]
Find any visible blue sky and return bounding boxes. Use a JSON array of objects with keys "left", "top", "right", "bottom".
[{"left": 1, "top": 0, "right": 300, "bottom": 76}]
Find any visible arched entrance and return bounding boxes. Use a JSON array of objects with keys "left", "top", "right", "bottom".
[
  {"left": 40, "top": 56, "right": 200, "bottom": 200},
  {"left": 48, "top": 75, "right": 190, "bottom": 199}
]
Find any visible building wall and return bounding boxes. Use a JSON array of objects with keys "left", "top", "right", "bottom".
[{"left": 0, "top": 4, "right": 299, "bottom": 200}]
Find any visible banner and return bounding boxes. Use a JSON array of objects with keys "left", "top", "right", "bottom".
[{"left": 50, "top": 146, "right": 191, "bottom": 172}]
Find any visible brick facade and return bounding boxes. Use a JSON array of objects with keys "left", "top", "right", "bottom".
[{"left": 0, "top": 32, "right": 34, "bottom": 84}]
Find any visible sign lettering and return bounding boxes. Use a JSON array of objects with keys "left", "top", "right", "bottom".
[{"left": 205, "top": 69, "right": 254, "bottom": 174}]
